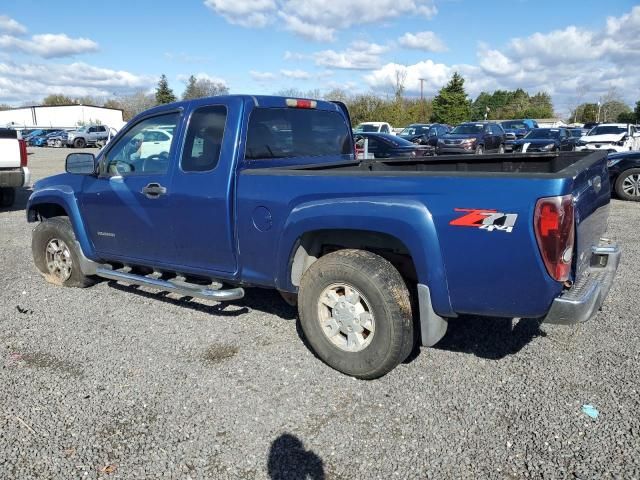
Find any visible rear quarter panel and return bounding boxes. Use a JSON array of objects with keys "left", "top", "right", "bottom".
[{"left": 237, "top": 169, "right": 572, "bottom": 319}]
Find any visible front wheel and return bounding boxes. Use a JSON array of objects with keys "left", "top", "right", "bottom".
[
  {"left": 475, "top": 145, "right": 484, "bottom": 155},
  {"left": 32, "top": 217, "right": 96, "bottom": 287},
  {"left": 498, "top": 144, "right": 505, "bottom": 154},
  {"left": 298, "top": 249, "right": 414, "bottom": 379},
  {"left": 73, "top": 138, "right": 86, "bottom": 148},
  {"left": 615, "top": 168, "right": 640, "bottom": 201}
]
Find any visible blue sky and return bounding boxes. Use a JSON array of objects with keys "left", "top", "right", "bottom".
[{"left": 1, "top": 0, "right": 638, "bottom": 117}]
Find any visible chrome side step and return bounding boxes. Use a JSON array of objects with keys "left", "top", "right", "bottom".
[{"left": 95, "top": 267, "right": 245, "bottom": 301}]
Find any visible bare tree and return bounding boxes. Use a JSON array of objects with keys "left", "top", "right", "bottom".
[{"left": 393, "top": 65, "right": 408, "bottom": 101}]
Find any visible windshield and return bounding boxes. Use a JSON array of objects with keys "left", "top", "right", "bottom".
[
  {"left": 451, "top": 124, "right": 484, "bottom": 134},
  {"left": 399, "top": 125, "right": 429, "bottom": 136},
  {"left": 524, "top": 128, "right": 560, "bottom": 140},
  {"left": 569, "top": 129, "right": 583, "bottom": 137},
  {"left": 354, "top": 124, "right": 381, "bottom": 133},
  {"left": 588, "top": 126, "right": 627, "bottom": 136},
  {"left": 75, "top": 126, "right": 88, "bottom": 132},
  {"left": 501, "top": 121, "right": 527, "bottom": 130}
]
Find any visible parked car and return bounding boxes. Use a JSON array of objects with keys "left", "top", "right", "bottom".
[
  {"left": 437, "top": 122, "right": 506, "bottom": 155},
  {"left": 576, "top": 123, "right": 640, "bottom": 153},
  {"left": 353, "top": 122, "right": 393, "bottom": 134},
  {"left": 24, "top": 128, "right": 58, "bottom": 144},
  {"left": 27, "top": 95, "right": 620, "bottom": 379},
  {"left": 511, "top": 128, "right": 578, "bottom": 153},
  {"left": 31, "top": 130, "right": 64, "bottom": 147},
  {"left": 355, "top": 132, "right": 433, "bottom": 158},
  {"left": 397, "top": 123, "right": 450, "bottom": 146},
  {"left": 66, "top": 125, "right": 109, "bottom": 148},
  {"left": 47, "top": 130, "right": 70, "bottom": 147},
  {"left": 607, "top": 150, "right": 640, "bottom": 201},
  {"left": 0, "top": 128, "right": 29, "bottom": 207},
  {"left": 500, "top": 119, "right": 538, "bottom": 152}
]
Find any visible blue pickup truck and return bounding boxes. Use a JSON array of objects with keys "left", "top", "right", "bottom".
[{"left": 27, "top": 95, "right": 620, "bottom": 378}]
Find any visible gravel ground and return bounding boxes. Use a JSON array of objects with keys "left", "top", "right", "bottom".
[{"left": 1, "top": 147, "right": 639, "bottom": 479}]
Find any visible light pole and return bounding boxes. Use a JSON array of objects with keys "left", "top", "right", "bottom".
[
  {"left": 419, "top": 78, "right": 426, "bottom": 122},
  {"left": 597, "top": 101, "right": 602, "bottom": 123}
]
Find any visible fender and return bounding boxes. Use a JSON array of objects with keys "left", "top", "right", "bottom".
[
  {"left": 27, "top": 184, "right": 97, "bottom": 261},
  {"left": 275, "top": 196, "right": 455, "bottom": 317}
]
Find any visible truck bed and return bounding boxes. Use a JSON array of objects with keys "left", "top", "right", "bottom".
[{"left": 247, "top": 151, "right": 604, "bottom": 177}]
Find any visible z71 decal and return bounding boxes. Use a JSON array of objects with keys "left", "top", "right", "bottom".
[{"left": 450, "top": 208, "right": 518, "bottom": 233}]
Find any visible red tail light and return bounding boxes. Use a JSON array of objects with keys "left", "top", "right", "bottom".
[
  {"left": 18, "top": 139, "right": 28, "bottom": 167},
  {"left": 534, "top": 195, "right": 575, "bottom": 282},
  {"left": 285, "top": 98, "right": 317, "bottom": 109}
]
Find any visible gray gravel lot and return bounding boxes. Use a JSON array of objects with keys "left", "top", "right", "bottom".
[{"left": 1, "top": 147, "right": 639, "bottom": 479}]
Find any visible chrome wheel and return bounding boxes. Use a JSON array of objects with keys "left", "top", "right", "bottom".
[
  {"left": 45, "top": 238, "right": 73, "bottom": 282},
  {"left": 622, "top": 174, "right": 640, "bottom": 198},
  {"left": 317, "top": 283, "right": 375, "bottom": 352}
]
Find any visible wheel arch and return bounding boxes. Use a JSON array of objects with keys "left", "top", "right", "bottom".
[{"left": 275, "top": 198, "right": 455, "bottom": 317}]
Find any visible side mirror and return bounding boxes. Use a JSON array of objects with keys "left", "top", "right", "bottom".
[{"left": 66, "top": 153, "right": 96, "bottom": 175}]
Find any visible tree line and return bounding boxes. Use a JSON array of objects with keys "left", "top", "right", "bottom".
[{"left": 3, "top": 71, "right": 639, "bottom": 126}]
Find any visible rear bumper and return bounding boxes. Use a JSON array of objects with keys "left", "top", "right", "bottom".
[
  {"left": 543, "top": 242, "right": 621, "bottom": 325},
  {"left": 0, "top": 167, "right": 30, "bottom": 188}
]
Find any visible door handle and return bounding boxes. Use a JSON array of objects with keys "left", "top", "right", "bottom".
[{"left": 141, "top": 183, "right": 167, "bottom": 199}]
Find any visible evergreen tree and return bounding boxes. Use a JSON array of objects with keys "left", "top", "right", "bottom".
[
  {"left": 182, "top": 75, "right": 199, "bottom": 100},
  {"left": 431, "top": 72, "right": 471, "bottom": 124},
  {"left": 155, "top": 74, "right": 176, "bottom": 104}
]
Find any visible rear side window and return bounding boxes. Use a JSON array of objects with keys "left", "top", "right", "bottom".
[
  {"left": 245, "top": 107, "right": 352, "bottom": 160},
  {"left": 181, "top": 105, "right": 227, "bottom": 172}
]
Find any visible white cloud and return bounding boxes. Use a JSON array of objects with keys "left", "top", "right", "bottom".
[
  {"left": 314, "top": 41, "right": 390, "bottom": 70},
  {"left": 0, "top": 15, "right": 27, "bottom": 35},
  {"left": 204, "top": 0, "right": 436, "bottom": 41},
  {"left": 280, "top": 69, "right": 311, "bottom": 79},
  {"left": 277, "top": 12, "right": 335, "bottom": 42},
  {"left": 177, "top": 72, "right": 228, "bottom": 86},
  {"left": 0, "top": 61, "right": 153, "bottom": 102},
  {"left": 397, "top": 31, "right": 447, "bottom": 52},
  {"left": 203, "top": 0, "right": 276, "bottom": 27},
  {"left": 250, "top": 70, "right": 276, "bottom": 81},
  {"left": 0, "top": 33, "right": 99, "bottom": 58}
]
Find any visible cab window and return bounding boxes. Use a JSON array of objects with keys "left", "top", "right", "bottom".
[{"left": 103, "top": 113, "right": 179, "bottom": 176}]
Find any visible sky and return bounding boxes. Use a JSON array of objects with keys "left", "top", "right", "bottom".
[{"left": 0, "top": 0, "right": 638, "bottom": 117}]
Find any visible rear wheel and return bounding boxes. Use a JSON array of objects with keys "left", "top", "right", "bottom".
[
  {"left": 615, "top": 168, "right": 640, "bottom": 201},
  {"left": 298, "top": 249, "right": 414, "bottom": 379},
  {"left": 73, "top": 138, "right": 86, "bottom": 148},
  {"left": 32, "top": 217, "right": 96, "bottom": 287},
  {"left": 0, "top": 187, "right": 16, "bottom": 208}
]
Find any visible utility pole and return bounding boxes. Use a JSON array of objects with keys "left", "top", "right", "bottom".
[{"left": 419, "top": 78, "right": 426, "bottom": 122}]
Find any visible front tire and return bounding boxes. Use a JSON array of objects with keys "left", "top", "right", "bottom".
[
  {"left": 615, "top": 168, "right": 640, "bottom": 201},
  {"left": 498, "top": 144, "right": 505, "bottom": 154},
  {"left": 475, "top": 145, "right": 484, "bottom": 155},
  {"left": 0, "top": 187, "right": 16, "bottom": 207},
  {"left": 32, "top": 217, "right": 95, "bottom": 287},
  {"left": 73, "top": 138, "right": 86, "bottom": 148},
  {"left": 298, "top": 249, "right": 414, "bottom": 379}
]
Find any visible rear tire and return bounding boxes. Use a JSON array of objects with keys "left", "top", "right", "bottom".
[
  {"left": 0, "top": 187, "right": 16, "bottom": 207},
  {"left": 32, "top": 217, "right": 96, "bottom": 288},
  {"left": 74, "top": 138, "right": 86, "bottom": 148},
  {"left": 614, "top": 168, "right": 640, "bottom": 202},
  {"left": 298, "top": 249, "right": 414, "bottom": 379}
]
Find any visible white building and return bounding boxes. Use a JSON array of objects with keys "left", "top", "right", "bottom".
[{"left": 0, "top": 104, "right": 125, "bottom": 130}]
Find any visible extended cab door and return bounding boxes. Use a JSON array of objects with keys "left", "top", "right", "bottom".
[
  {"left": 167, "top": 98, "right": 243, "bottom": 273},
  {"left": 78, "top": 111, "right": 181, "bottom": 262}
]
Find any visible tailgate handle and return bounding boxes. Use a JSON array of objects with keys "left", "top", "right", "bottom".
[{"left": 141, "top": 183, "right": 167, "bottom": 198}]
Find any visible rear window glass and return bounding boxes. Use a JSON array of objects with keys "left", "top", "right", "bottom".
[{"left": 245, "top": 108, "right": 352, "bottom": 160}]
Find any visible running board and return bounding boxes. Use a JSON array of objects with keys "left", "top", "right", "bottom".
[{"left": 95, "top": 267, "right": 245, "bottom": 301}]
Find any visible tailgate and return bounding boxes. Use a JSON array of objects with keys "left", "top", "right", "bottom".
[
  {"left": 0, "top": 139, "right": 21, "bottom": 168},
  {"left": 571, "top": 151, "right": 610, "bottom": 280}
]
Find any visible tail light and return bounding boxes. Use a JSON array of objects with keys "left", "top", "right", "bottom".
[
  {"left": 285, "top": 98, "right": 317, "bottom": 109},
  {"left": 534, "top": 195, "right": 575, "bottom": 282},
  {"left": 18, "top": 139, "right": 28, "bottom": 167}
]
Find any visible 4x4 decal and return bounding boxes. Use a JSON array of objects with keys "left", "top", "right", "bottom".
[{"left": 450, "top": 208, "right": 518, "bottom": 233}]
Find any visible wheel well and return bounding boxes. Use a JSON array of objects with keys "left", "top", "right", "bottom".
[
  {"left": 290, "top": 229, "right": 417, "bottom": 287},
  {"left": 28, "top": 203, "right": 68, "bottom": 222}
]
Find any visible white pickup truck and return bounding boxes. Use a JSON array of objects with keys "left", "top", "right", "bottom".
[
  {"left": 0, "top": 129, "right": 30, "bottom": 207},
  {"left": 576, "top": 123, "right": 640, "bottom": 153}
]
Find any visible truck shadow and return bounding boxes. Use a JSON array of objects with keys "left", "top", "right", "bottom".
[
  {"left": 428, "top": 315, "right": 547, "bottom": 361},
  {"left": 0, "top": 187, "right": 31, "bottom": 213},
  {"left": 107, "top": 282, "right": 297, "bottom": 320},
  {"left": 267, "top": 433, "right": 325, "bottom": 480}
]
